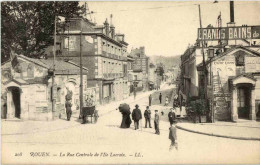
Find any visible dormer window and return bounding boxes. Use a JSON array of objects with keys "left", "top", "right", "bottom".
[{"left": 236, "top": 55, "right": 245, "bottom": 66}]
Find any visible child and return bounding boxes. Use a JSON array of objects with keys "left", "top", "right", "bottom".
[
  {"left": 165, "top": 96, "right": 169, "bottom": 106},
  {"left": 94, "top": 110, "right": 99, "bottom": 123},
  {"left": 154, "top": 110, "right": 160, "bottom": 135},
  {"left": 169, "top": 121, "right": 178, "bottom": 151}
]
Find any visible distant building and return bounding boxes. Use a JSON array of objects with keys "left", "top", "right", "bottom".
[
  {"left": 148, "top": 63, "right": 156, "bottom": 90},
  {"left": 130, "top": 47, "right": 150, "bottom": 91},
  {"left": 1, "top": 55, "right": 88, "bottom": 120}
]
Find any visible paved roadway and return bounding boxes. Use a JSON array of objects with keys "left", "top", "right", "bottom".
[{"left": 2, "top": 85, "right": 260, "bottom": 164}]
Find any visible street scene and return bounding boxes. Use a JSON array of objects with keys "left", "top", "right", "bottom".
[{"left": 1, "top": 1, "right": 260, "bottom": 164}]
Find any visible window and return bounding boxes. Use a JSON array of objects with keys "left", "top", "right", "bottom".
[
  {"left": 238, "top": 88, "right": 245, "bottom": 107},
  {"left": 236, "top": 55, "right": 244, "bottom": 66}
]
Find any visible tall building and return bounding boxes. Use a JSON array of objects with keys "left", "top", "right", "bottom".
[
  {"left": 130, "top": 47, "right": 150, "bottom": 91},
  {"left": 46, "top": 17, "right": 129, "bottom": 105}
]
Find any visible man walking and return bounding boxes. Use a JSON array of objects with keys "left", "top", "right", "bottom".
[
  {"left": 132, "top": 104, "right": 142, "bottom": 130},
  {"left": 144, "top": 106, "right": 152, "bottom": 128},
  {"left": 154, "top": 110, "right": 160, "bottom": 135},
  {"left": 65, "top": 100, "right": 72, "bottom": 121},
  {"left": 169, "top": 121, "right": 178, "bottom": 151},
  {"left": 149, "top": 94, "right": 152, "bottom": 106},
  {"left": 159, "top": 93, "right": 162, "bottom": 104},
  {"left": 168, "top": 108, "right": 176, "bottom": 125}
]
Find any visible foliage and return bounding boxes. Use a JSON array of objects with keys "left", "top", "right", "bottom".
[{"left": 1, "top": 1, "right": 84, "bottom": 63}]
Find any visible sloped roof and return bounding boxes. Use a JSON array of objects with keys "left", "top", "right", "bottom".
[
  {"left": 197, "top": 46, "right": 260, "bottom": 68},
  {"left": 39, "top": 59, "right": 88, "bottom": 74},
  {"left": 10, "top": 55, "right": 88, "bottom": 75}
]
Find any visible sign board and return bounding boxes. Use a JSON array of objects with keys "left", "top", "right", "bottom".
[
  {"left": 198, "top": 26, "right": 260, "bottom": 41},
  {"left": 245, "top": 57, "right": 260, "bottom": 73}
]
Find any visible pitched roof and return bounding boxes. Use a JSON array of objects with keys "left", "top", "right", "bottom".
[
  {"left": 197, "top": 46, "right": 260, "bottom": 68},
  {"left": 39, "top": 59, "right": 88, "bottom": 74}
]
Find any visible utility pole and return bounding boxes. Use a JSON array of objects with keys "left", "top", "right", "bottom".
[
  {"left": 52, "top": 16, "right": 57, "bottom": 120},
  {"left": 198, "top": 5, "right": 208, "bottom": 110},
  {"left": 79, "top": 26, "right": 83, "bottom": 119}
]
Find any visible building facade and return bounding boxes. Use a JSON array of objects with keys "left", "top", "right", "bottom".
[
  {"left": 46, "top": 17, "right": 129, "bottom": 105},
  {"left": 1, "top": 55, "right": 88, "bottom": 120},
  {"left": 130, "top": 47, "right": 150, "bottom": 91},
  {"left": 198, "top": 46, "right": 260, "bottom": 121}
]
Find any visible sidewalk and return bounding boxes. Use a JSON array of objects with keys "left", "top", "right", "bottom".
[
  {"left": 177, "top": 120, "right": 260, "bottom": 141},
  {"left": 2, "top": 82, "right": 172, "bottom": 136}
]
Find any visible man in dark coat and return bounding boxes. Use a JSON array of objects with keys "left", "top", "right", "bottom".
[
  {"left": 154, "top": 110, "right": 160, "bottom": 135},
  {"left": 169, "top": 121, "right": 178, "bottom": 151},
  {"left": 144, "top": 106, "right": 152, "bottom": 128},
  {"left": 159, "top": 93, "right": 162, "bottom": 104},
  {"left": 132, "top": 104, "right": 142, "bottom": 130},
  {"left": 168, "top": 108, "right": 176, "bottom": 125},
  {"left": 149, "top": 94, "right": 152, "bottom": 106},
  {"left": 65, "top": 100, "right": 72, "bottom": 121}
]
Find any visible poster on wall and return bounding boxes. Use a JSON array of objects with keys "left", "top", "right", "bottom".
[{"left": 245, "top": 57, "right": 260, "bottom": 73}]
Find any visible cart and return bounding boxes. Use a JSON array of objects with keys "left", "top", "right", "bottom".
[{"left": 82, "top": 106, "right": 97, "bottom": 123}]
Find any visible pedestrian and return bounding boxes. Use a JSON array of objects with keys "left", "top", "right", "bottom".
[
  {"left": 168, "top": 108, "right": 176, "bottom": 125},
  {"left": 144, "top": 106, "right": 152, "bottom": 128},
  {"left": 119, "top": 103, "right": 132, "bottom": 128},
  {"left": 165, "top": 96, "right": 169, "bottom": 106},
  {"left": 132, "top": 104, "right": 142, "bottom": 130},
  {"left": 154, "top": 110, "right": 160, "bottom": 135},
  {"left": 134, "top": 89, "right": 136, "bottom": 100},
  {"left": 159, "top": 93, "right": 162, "bottom": 104},
  {"left": 94, "top": 110, "right": 99, "bottom": 123},
  {"left": 169, "top": 121, "right": 178, "bottom": 151},
  {"left": 65, "top": 100, "right": 72, "bottom": 121},
  {"left": 149, "top": 94, "right": 152, "bottom": 106}
]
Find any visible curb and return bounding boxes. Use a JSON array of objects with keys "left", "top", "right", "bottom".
[{"left": 176, "top": 125, "right": 260, "bottom": 141}]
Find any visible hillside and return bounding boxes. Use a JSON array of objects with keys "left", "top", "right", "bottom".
[{"left": 148, "top": 55, "right": 181, "bottom": 70}]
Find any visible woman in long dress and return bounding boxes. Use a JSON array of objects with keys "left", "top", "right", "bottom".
[{"left": 119, "top": 104, "right": 132, "bottom": 128}]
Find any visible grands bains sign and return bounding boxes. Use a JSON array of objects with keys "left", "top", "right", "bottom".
[{"left": 197, "top": 26, "right": 260, "bottom": 40}]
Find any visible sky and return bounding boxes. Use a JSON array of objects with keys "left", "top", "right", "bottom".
[{"left": 85, "top": 1, "right": 260, "bottom": 57}]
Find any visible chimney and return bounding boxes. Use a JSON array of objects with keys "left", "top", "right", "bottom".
[
  {"left": 110, "top": 14, "right": 115, "bottom": 39},
  {"left": 230, "top": 1, "right": 234, "bottom": 23},
  {"left": 104, "top": 18, "right": 109, "bottom": 36}
]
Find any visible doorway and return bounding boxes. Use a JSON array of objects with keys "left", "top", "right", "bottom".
[
  {"left": 237, "top": 86, "right": 250, "bottom": 119},
  {"left": 8, "top": 87, "right": 21, "bottom": 118}
]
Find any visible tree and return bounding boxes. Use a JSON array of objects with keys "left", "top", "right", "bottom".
[{"left": 1, "top": 1, "right": 84, "bottom": 63}]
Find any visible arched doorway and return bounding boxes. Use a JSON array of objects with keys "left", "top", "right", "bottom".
[{"left": 7, "top": 86, "right": 21, "bottom": 118}]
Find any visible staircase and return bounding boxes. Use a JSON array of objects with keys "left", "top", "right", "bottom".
[{"left": 212, "top": 71, "right": 230, "bottom": 120}]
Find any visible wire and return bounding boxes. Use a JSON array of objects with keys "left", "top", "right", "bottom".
[
  {"left": 91, "top": 1, "right": 259, "bottom": 14},
  {"left": 92, "top": 1, "right": 217, "bottom": 14}
]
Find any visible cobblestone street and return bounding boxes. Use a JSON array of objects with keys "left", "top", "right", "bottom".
[{"left": 2, "top": 84, "right": 260, "bottom": 164}]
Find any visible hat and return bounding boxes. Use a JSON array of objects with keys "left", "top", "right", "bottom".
[{"left": 135, "top": 104, "right": 139, "bottom": 108}]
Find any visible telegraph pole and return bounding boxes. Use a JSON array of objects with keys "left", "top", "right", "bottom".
[
  {"left": 52, "top": 16, "right": 57, "bottom": 120},
  {"left": 79, "top": 27, "right": 83, "bottom": 119},
  {"left": 198, "top": 5, "right": 208, "bottom": 108}
]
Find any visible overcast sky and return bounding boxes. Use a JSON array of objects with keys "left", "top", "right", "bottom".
[{"left": 86, "top": 1, "right": 260, "bottom": 57}]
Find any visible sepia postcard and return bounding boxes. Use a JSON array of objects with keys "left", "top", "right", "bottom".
[{"left": 1, "top": 1, "right": 260, "bottom": 164}]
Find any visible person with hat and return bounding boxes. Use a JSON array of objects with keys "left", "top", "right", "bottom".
[
  {"left": 154, "top": 110, "right": 160, "bottom": 135},
  {"left": 144, "top": 106, "right": 152, "bottom": 128},
  {"left": 132, "top": 104, "right": 142, "bottom": 130},
  {"left": 169, "top": 121, "right": 178, "bottom": 151},
  {"left": 168, "top": 108, "right": 176, "bottom": 125},
  {"left": 65, "top": 100, "right": 72, "bottom": 121}
]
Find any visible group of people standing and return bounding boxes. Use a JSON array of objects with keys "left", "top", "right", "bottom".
[{"left": 119, "top": 103, "right": 178, "bottom": 151}]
